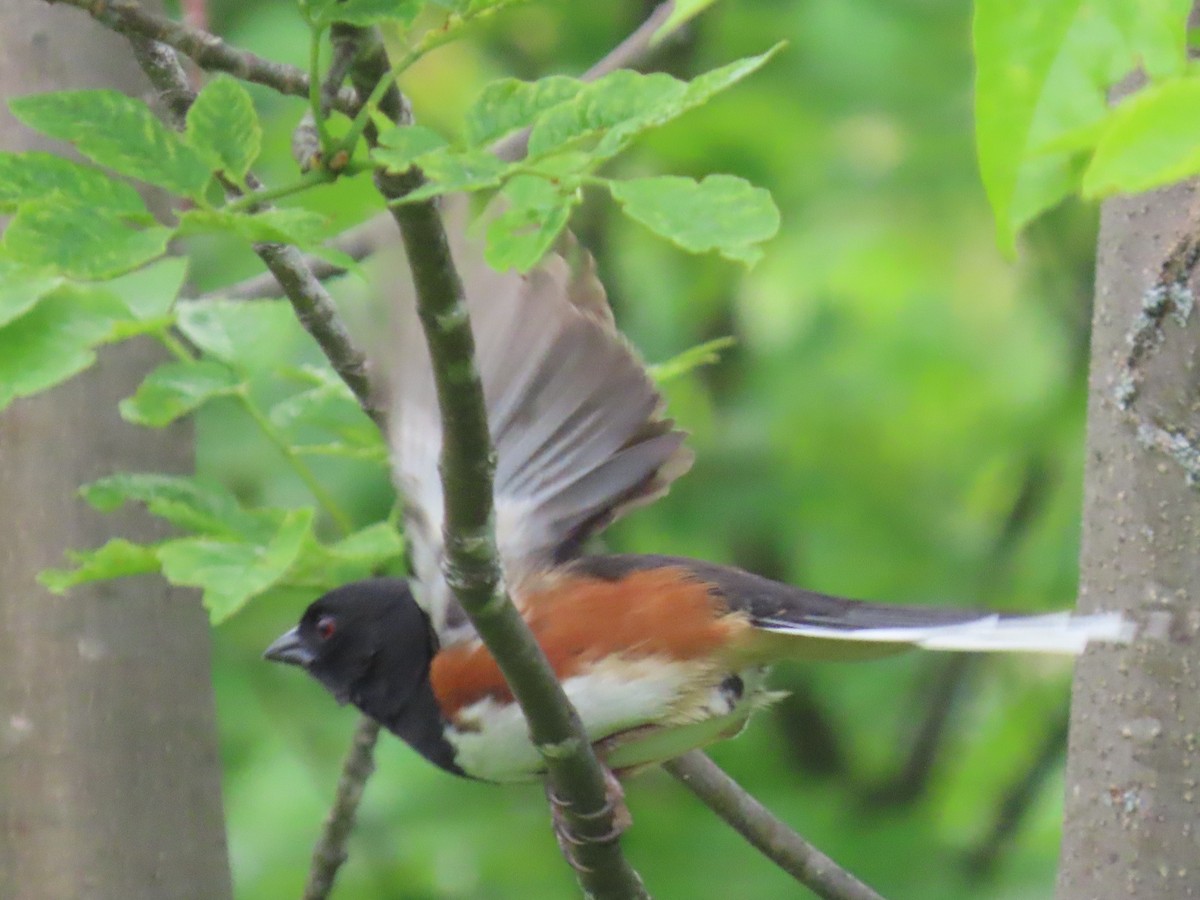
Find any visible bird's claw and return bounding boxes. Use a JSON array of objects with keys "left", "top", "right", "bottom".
[{"left": 546, "top": 767, "right": 632, "bottom": 872}]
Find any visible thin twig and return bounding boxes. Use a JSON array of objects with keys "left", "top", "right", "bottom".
[
  {"left": 664, "top": 751, "right": 886, "bottom": 900},
  {"left": 303, "top": 717, "right": 381, "bottom": 900},
  {"left": 44, "top": 0, "right": 358, "bottom": 115}
]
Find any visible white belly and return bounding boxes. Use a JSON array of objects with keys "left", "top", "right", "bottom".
[{"left": 444, "top": 656, "right": 771, "bottom": 783}]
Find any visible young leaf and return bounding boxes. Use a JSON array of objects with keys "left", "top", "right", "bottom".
[
  {"left": 2, "top": 199, "right": 170, "bottom": 279},
  {"left": 120, "top": 360, "right": 244, "bottom": 427},
  {"left": 10, "top": 90, "right": 213, "bottom": 198},
  {"left": 484, "top": 175, "right": 578, "bottom": 271},
  {"left": 607, "top": 174, "right": 779, "bottom": 266},
  {"left": 0, "top": 151, "right": 150, "bottom": 220},
  {"left": 463, "top": 76, "right": 583, "bottom": 146},
  {"left": 105, "top": 257, "right": 190, "bottom": 321},
  {"left": 186, "top": 75, "right": 262, "bottom": 182},
  {"left": 270, "top": 372, "right": 387, "bottom": 461},
  {"left": 973, "top": 0, "right": 1190, "bottom": 252},
  {"left": 0, "top": 285, "right": 133, "bottom": 411},
  {"left": 0, "top": 257, "right": 63, "bottom": 328},
  {"left": 389, "top": 148, "right": 509, "bottom": 202},
  {"left": 373, "top": 125, "right": 449, "bottom": 172},
  {"left": 157, "top": 508, "right": 314, "bottom": 623},
  {"left": 526, "top": 47, "right": 780, "bottom": 161},
  {"left": 178, "top": 207, "right": 331, "bottom": 247},
  {"left": 81, "top": 473, "right": 268, "bottom": 541},
  {"left": 287, "top": 522, "right": 404, "bottom": 589},
  {"left": 1082, "top": 77, "right": 1200, "bottom": 196},
  {"left": 40, "top": 539, "right": 162, "bottom": 593},
  {"left": 649, "top": 336, "right": 736, "bottom": 383},
  {"left": 175, "top": 299, "right": 303, "bottom": 369}
]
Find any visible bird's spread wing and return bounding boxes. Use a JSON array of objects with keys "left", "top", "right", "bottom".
[{"left": 374, "top": 211, "right": 692, "bottom": 643}]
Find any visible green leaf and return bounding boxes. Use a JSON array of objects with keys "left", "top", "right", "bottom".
[
  {"left": 270, "top": 369, "right": 387, "bottom": 460},
  {"left": 392, "top": 149, "right": 510, "bottom": 202},
  {"left": 1082, "top": 77, "right": 1200, "bottom": 196},
  {"left": 649, "top": 336, "right": 736, "bottom": 382},
  {"left": 186, "top": 75, "right": 261, "bottom": 182},
  {"left": 973, "top": 0, "right": 1191, "bottom": 252},
  {"left": 0, "top": 151, "right": 150, "bottom": 219},
  {"left": 527, "top": 47, "right": 780, "bottom": 161},
  {"left": 175, "top": 299, "right": 301, "bottom": 367},
  {"left": 80, "top": 473, "right": 269, "bottom": 541},
  {"left": 158, "top": 508, "right": 314, "bottom": 622},
  {"left": 607, "top": 174, "right": 779, "bottom": 265},
  {"left": 373, "top": 125, "right": 449, "bottom": 172},
  {"left": 0, "top": 285, "right": 132, "bottom": 411},
  {"left": 484, "top": 175, "right": 578, "bottom": 271},
  {"left": 178, "top": 207, "right": 331, "bottom": 247},
  {"left": 287, "top": 521, "right": 404, "bottom": 588},
  {"left": 2, "top": 200, "right": 170, "bottom": 279},
  {"left": 309, "top": 0, "right": 421, "bottom": 26},
  {"left": 40, "top": 539, "right": 162, "bottom": 593},
  {"left": 10, "top": 90, "right": 213, "bottom": 198},
  {"left": 0, "top": 257, "right": 63, "bottom": 328},
  {"left": 120, "top": 360, "right": 244, "bottom": 427},
  {"left": 463, "top": 76, "right": 583, "bottom": 146},
  {"left": 104, "top": 257, "right": 189, "bottom": 320}
]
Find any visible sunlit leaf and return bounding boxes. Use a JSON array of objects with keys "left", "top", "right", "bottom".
[
  {"left": 484, "top": 175, "right": 578, "bottom": 271},
  {"left": 10, "top": 90, "right": 213, "bottom": 198},
  {"left": 0, "top": 285, "right": 131, "bottom": 411},
  {"left": 0, "top": 151, "right": 151, "bottom": 219},
  {"left": 1083, "top": 77, "right": 1200, "bottom": 196},
  {"left": 186, "top": 75, "right": 262, "bottom": 182},
  {"left": 158, "top": 508, "right": 314, "bottom": 622},
  {"left": 607, "top": 175, "right": 779, "bottom": 265},
  {"left": 463, "top": 76, "right": 583, "bottom": 146},
  {"left": 40, "top": 539, "right": 162, "bottom": 593},
  {"left": 120, "top": 360, "right": 244, "bottom": 427},
  {"left": 2, "top": 200, "right": 170, "bottom": 279}
]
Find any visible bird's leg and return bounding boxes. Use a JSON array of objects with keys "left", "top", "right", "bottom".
[{"left": 545, "top": 766, "right": 632, "bottom": 873}]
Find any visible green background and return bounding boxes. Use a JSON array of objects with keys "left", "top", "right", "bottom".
[{"left": 188, "top": 2, "right": 1098, "bottom": 896}]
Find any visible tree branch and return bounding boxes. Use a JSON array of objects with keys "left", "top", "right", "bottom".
[
  {"left": 334, "top": 21, "right": 647, "bottom": 895},
  {"left": 664, "top": 752, "right": 885, "bottom": 900},
  {"left": 303, "top": 717, "right": 381, "bottom": 900},
  {"left": 44, "top": 0, "right": 358, "bottom": 114}
]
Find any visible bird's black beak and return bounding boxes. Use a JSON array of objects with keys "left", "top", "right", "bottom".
[{"left": 263, "top": 626, "right": 315, "bottom": 667}]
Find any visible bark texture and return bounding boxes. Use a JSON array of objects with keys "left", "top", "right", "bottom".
[
  {"left": 1057, "top": 180, "right": 1200, "bottom": 896},
  {"left": 0, "top": 4, "right": 233, "bottom": 899}
]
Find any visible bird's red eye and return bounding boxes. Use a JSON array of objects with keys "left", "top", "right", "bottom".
[{"left": 316, "top": 615, "right": 336, "bottom": 640}]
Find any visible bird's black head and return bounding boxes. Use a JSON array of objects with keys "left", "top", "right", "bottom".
[{"left": 263, "top": 579, "right": 454, "bottom": 771}]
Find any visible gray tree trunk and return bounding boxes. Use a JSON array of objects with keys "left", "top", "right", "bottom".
[
  {"left": 0, "top": 5, "right": 233, "bottom": 899},
  {"left": 1056, "top": 178, "right": 1200, "bottom": 893}
]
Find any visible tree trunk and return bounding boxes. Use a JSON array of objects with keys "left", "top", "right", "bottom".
[
  {"left": 1057, "top": 177, "right": 1200, "bottom": 893},
  {"left": 0, "top": 5, "right": 233, "bottom": 899}
]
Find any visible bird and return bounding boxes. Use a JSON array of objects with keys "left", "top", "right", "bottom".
[{"left": 265, "top": 221, "right": 1132, "bottom": 786}]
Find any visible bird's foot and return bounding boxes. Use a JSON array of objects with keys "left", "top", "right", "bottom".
[{"left": 545, "top": 767, "right": 632, "bottom": 873}]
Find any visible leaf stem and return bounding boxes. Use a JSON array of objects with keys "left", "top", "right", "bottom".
[{"left": 224, "top": 169, "right": 334, "bottom": 212}]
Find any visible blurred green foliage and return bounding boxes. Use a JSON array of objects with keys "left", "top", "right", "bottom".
[{"left": 191, "top": 1, "right": 1099, "bottom": 897}]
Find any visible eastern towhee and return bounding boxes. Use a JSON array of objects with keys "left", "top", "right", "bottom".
[{"left": 265, "top": 226, "right": 1131, "bottom": 784}]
